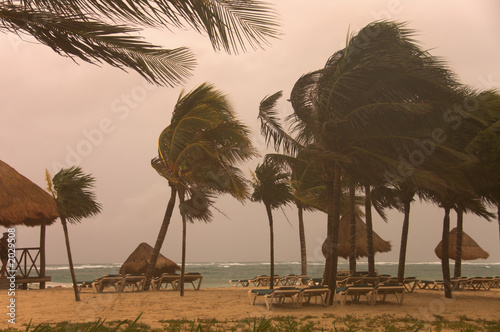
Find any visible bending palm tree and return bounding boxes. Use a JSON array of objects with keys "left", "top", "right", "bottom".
[
  {"left": 145, "top": 82, "right": 258, "bottom": 292},
  {"left": 46, "top": 167, "right": 101, "bottom": 301},
  {"left": 251, "top": 160, "right": 294, "bottom": 290},
  {"left": 1, "top": 1, "right": 280, "bottom": 86}
]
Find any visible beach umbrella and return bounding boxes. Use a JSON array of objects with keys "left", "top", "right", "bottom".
[
  {"left": 119, "top": 242, "right": 180, "bottom": 276},
  {"left": 0, "top": 160, "right": 59, "bottom": 227},
  {"left": 435, "top": 227, "right": 489, "bottom": 260},
  {"left": 322, "top": 214, "right": 392, "bottom": 259}
]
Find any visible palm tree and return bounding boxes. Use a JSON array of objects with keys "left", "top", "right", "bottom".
[
  {"left": 45, "top": 167, "right": 101, "bottom": 301},
  {"left": 145, "top": 82, "right": 258, "bottom": 293},
  {"left": 251, "top": 160, "right": 294, "bottom": 290},
  {"left": 1, "top": 1, "right": 280, "bottom": 86}
]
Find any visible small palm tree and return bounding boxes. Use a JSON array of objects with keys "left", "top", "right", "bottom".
[
  {"left": 46, "top": 167, "right": 101, "bottom": 301},
  {"left": 145, "top": 82, "right": 258, "bottom": 293},
  {"left": 251, "top": 160, "right": 294, "bottom": 289}
]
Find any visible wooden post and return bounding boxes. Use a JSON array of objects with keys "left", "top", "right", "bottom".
[{"left": 39, "top": 222, "right": 46, "bottom": 289}]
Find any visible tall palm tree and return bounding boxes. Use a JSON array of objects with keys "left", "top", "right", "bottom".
[
  {"left": 145, "top": 82, "right": 258, "bottom": 292},
  {"left": 1, "top": 1, "right": 280, "bottom": 86},
  {"left": 251, "top": 160, "right": 294, "bottom": 290},
  {"left": 45, "top": 167, "right": 101, "bottom": 301}
]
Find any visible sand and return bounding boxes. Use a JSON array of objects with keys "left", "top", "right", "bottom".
[{"left": 1, "top": 286, "right": 499, "bottom": 330}]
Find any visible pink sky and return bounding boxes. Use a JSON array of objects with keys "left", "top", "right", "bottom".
[{"left": 1, "top": 1, "right": 499, "bottom": 265}]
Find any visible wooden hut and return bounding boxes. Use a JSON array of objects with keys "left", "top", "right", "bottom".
[
  {"left": 435, "top": 227, "right": 489, "bottom": 260},
  {"left": 0, "top": 160, "right": 59, "bottom": 288},
  {"left": 120, "top": 242, "right": 180, "bottom": 276}
]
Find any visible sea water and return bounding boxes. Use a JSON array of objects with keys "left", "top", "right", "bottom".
[{"left": 45, "top": 261, "right": 500, "bottom": 288}]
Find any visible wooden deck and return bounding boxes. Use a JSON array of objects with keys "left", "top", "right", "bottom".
[{"left": 0, "top": 276, "right": 51, "bottom": 290}]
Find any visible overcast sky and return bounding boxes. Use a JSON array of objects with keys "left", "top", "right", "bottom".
[{"left": 1, "top": 1, "right": 499, "bottom": 266}]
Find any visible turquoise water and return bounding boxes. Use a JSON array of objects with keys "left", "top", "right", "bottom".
[{"left": 45, "top": 261, "right": 500, "bottom": 288}]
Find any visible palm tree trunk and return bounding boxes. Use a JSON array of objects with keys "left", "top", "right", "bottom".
[
  {"left": 441, "top": 207, "right": 452, "bottom": 298},
  {"left": 397, "top": 200, "right": 411, "bottom": 283},
  {"left": 39, "top": 221, "right": 46, "bottom": 290},
  {"left": 144, "top": 185, "right": 177, "bottom": 290},
  {"left": 326, "top": 165, "right": 341, "bottom": 305},
  {"left": 348, "top": 185, "right": 356, "bottom": 275},
  {"left": 454, "top": 208, "right": 463, "bottom": 278},
  {"left": 297, "top": 204, "right": 307, "bottom": 275},
  {"left": 180, "top": 212, "right": 187, "bottom": 297},
  {"left": 265, "top": 203, "right": 275, "bottom": 290},
  {"left": 364, "top": 184, "right": 375, "bottom": 275},
  {"left": 61, "top": 217, "right": 80, "bottom": 301}
]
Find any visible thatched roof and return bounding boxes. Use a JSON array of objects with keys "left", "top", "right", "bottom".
[
  {"left": 322, "top": 213, "right": 392, "bottom": 259},
  {"left": 0, "top": 160, "right": 59, "bottom": 227},
  {"left": 119, "top": 242, "right": 180, "bottom": 276},
  {"left": 435, "top": 227, "right": 489, "bottom": 261}
]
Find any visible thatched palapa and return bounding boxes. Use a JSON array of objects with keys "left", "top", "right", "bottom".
[
  {"left": 119, "top": 242, "right": 180, "bottom": 276},
  {"left": 435, "top": 227, "right": 489, "bottom": 260},
  {"left": 0, "top": 160, "right": 59, "bottom": 227},
  {"left": 322, "top": 213, "right": 392, "bottom": 259}
]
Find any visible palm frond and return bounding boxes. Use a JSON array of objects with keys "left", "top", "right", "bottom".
[
  {"left": 0, "top": 4, "right": 196, "bottom": 86},
  {"left": 258, "top": 90, "right": 303, "bottom": 156},
  {"left": 14, "top": 0, "right": 281, "bottom": 54}
]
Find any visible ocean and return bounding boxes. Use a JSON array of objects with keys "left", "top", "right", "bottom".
[{"left": 45, "top": 261, "right": 500, "bottom": 288}]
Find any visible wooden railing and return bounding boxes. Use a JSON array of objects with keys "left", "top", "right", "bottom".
[{"left": 14, "top": 247, "right": 42, "bottom": 277}]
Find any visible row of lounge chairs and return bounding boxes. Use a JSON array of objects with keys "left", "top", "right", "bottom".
[
  {"left": 230, "top": 274, "right": 310, "bottom": 287},
  {"left": 248, "top": 281, "right": 406, "bottom": 310},
  {"left": 233, "top": 274, "right": 418, "bottom": 291},
  {"left": 79, "top": 272, "right": 203, "bottom": 293},
  {"left": 417, "top": 276, "right": 500, "bottom": 291}
]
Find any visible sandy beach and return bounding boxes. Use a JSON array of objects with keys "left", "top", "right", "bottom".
[{"left": 1, "top": 286, "right": 499, "bottom": 330}]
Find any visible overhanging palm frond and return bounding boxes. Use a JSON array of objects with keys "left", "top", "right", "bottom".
[
  {"left": 51, "top": 166, "right": 102, "bottom": 224},
  {"left": 15, "top": 0, "right": 281, "bottom": 54},
  {"left": 0, "top": 4, "right": 196, "bottom": 86}
]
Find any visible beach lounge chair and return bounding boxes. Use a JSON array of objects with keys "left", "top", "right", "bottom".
[
  {"left": 450, "top": 277, "right": 469, "bottom": 290},
  {"left": 401, "top": 277, "right": 419, "bottom": 293},
  {"left": 152, "top": 273, "right": 180, "bottom": 290},
  {"left": 308, "top": 277, "right": 324, "bottom": 286},
  {"left": 417, "top": 280, "right": 441, "bottom": 290},
  {"left": 466, "top": 277, "right": 493, "bottom": 290},
  {"left": 336, "top": 284, "right": 375, "bottom": 305},
  {"left": 297, "top": 275, "right": 310, "bottom": 285},
  {"left": 297, "top": 286, "right": 331, "bottom": 307},
  {"left": 359, "top": 276, "right": 380, "bottom": 287},
  {"left": 382, "top": 277, "right": 418, "bottom": 292},
  {"left": 249, "top": 275, "right": 269, "bottom": 287},
  {"left": 229, "top": 278, "right": 250, "bottom": 287},
  {"left": 249, "top": 275, "right": 280, "bottom": 287},
  {"left": 122, "top": 274, "right": 146, "bottom": 292},
  {"left": 91, "top": 275, "right": 125, "bottom": 293},
  {"left": 248, "top": 287, "right": 301, "bottom": 310},
  {"left": 279, "top": 274, "right": 299, "bottom": 286},
  {"left": 182, "top": 272, "right": 203, "bottom": 290},
  {"left": 77, "top": 280, "right": 94, "bottom": 293},
  {"left": 491, "top": 276, "right": 500, "bottom": 288},
  {"left": 373, "top": 282, "right": 405, "bottom": 304},
  {"left": 337, "top": 276, "right": 364, "bottom": 287}
]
